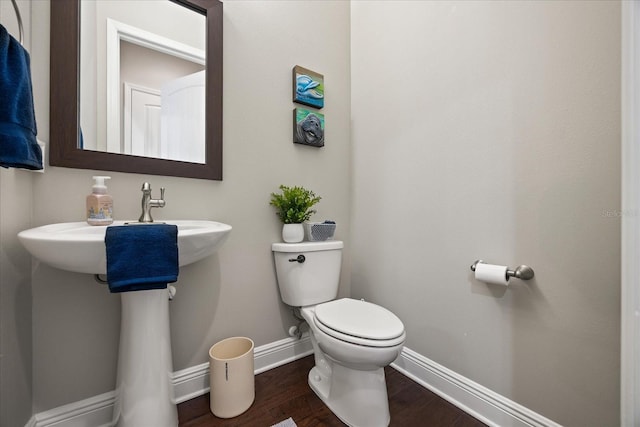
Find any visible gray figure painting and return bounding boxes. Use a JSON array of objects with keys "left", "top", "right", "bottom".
[{"left": 294, "top": 108, "right": 324, "bottom": 147}]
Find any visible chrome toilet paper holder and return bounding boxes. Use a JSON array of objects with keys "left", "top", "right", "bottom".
[{"left": 470, "top": 260, "right": 535, "bottom": 280}]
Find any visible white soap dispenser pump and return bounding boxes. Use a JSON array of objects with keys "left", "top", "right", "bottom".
[{"left": 86, "top": 176, "right": 113, "bottom": 225}]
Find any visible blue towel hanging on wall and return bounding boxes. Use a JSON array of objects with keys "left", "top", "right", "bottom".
[
  {"left": 105, "top": 224, "right": 179, "bottom": 293},
  {"left": 0, "top": 24, "right": 42, "bottom": 170}
]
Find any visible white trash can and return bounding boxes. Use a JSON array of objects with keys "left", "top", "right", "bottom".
[{"left": 209, "top": 337, "right": 255, "bottom": 418}]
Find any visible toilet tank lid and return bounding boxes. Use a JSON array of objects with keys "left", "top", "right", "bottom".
[{"left": 272, "top": 240, "right": 343, "bottom": 252}]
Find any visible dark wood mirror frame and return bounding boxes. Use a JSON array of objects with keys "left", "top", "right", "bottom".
[{"left": 50, "top": 0, "right": 223, "bottom": 180}]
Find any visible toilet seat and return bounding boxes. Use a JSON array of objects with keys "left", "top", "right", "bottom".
[{"left": 313, "top": 299, "right": 405, "bottom": 347}]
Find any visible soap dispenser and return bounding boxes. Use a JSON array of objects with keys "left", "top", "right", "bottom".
[{"left": 86, "top": 176, "right": 113, "bottom": 225}]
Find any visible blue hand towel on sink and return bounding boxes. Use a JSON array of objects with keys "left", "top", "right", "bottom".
[
  {"left": 0, "top": 24, "right": 42, "bottom": 170},
  {"left": 105, "top": 224, "right": 179, "bottom": 293}
]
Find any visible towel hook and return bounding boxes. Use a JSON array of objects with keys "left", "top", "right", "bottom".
[{"left": 10, "top": 0, "right": 24, "bottom": 45}]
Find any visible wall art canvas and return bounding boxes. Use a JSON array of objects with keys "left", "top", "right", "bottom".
[
  {"left": 294, "top": 108, "right": 325, "bottom": 147},
  {"left": 293, "top": 65, "right": 324, "bottom": 109}
]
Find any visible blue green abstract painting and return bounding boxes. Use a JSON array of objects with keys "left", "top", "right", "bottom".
[{"left": 293, "top": 66, "right": 324, "bottom": 109}]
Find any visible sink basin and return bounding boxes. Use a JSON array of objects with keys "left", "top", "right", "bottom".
[{"left": 18, "top": 220, "right": 232, "bottom": 274}]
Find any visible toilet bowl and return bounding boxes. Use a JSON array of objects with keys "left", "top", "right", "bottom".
[
  {"left": 272, "top": 241, "right": 406, "bottom": 427},
  {"left": 301, "top": 299, "right": 405, "bottom": 427},
  {"left": 307, "top": 298, "right": 405, "bottom": 370}
]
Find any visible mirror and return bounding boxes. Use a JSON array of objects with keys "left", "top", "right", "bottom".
[{"left": 50, "top": 0, "right": 223, "bottom": 180}]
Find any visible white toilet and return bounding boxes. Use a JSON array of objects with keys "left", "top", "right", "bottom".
[{"left": 272, "top": 240, "right": 406, "bottom": 427}]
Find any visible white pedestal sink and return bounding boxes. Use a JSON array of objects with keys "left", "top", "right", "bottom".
[{"left": 18, "top": 220, "right": 232, "bottom": 427}]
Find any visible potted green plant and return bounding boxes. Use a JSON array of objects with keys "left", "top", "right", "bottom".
[{"left": 270, "top": 185, "right": 321, "bottom": 242}]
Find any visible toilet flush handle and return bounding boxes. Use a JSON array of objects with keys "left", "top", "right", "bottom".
[{"left": 289, "top": 255, "right": 306, "bottom": 263}]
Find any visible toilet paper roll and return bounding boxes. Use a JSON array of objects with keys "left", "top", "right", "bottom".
[{"left": 474, "top": 263, "right": 509, "bottom": 286}]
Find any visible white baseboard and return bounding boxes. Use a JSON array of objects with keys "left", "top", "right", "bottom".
[
  {"left": 26, "top": 335, "right": 313, "bottom": 427},
  {"left": 26, "top": 339, "right": 560, "bottom": 427},
  {"left": 27, "top": 391, "right": 114, "bottom": 427},
  {"left": 391, "top": 347, "right": 562, "bottom": 427}
]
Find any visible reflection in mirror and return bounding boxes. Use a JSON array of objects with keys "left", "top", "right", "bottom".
[
  {"left": 50, "top": 0, "right": 222, "bottom": 180},
  {"left": 119, "top": 42, "right": 205, "bottom": 162}
]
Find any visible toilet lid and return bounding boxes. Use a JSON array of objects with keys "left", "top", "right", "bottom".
[{"left": 314, "top": 298, "right": 405, "bottom": 342}]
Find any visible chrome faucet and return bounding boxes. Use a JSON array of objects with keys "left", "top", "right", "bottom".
[{"left": 138, "top": 182, "right": 165, "bottom": 223}]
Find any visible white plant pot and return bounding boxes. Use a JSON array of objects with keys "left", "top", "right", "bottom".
[{"left": 282, "top": 223, "right": 304, "bottom": 243}]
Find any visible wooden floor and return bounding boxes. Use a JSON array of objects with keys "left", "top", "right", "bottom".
[{"left": 178, "top": 355, "right": 486, "bottom": 427}]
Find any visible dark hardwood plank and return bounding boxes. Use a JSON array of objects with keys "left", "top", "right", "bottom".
[{"left": 178, "top": 355, "right": 487, "bottom": 427}]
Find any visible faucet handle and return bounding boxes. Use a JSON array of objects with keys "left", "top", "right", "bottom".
[{"left": 160, "top": 187, "right": 165, "bottom": 200}]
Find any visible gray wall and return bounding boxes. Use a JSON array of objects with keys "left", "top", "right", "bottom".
[
  {"left": 350, "top": 2, "right": 620, "bottom": 426},
  {"left": 27, "top": 0, "right": 351, "bottom": 412},
  {"left": 0, "top": 171, "right": 34, "bottom": 426},
  {"left": 0, "top": 1, "right": 34, "bottom": 426}
]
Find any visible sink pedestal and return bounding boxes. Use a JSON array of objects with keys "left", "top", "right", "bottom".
[{"left": 113, "top": 288, "right": 177, "bottom": 427}]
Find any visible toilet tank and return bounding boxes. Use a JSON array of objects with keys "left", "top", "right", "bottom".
[{"left": 272, "top": 240, "right": 343, "bottom": 307}]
